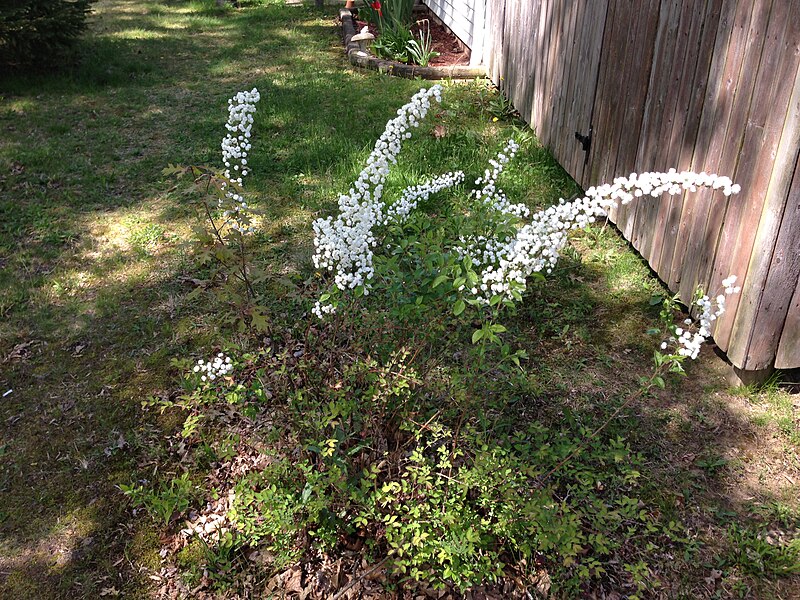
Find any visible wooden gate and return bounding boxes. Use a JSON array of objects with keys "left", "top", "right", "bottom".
[{"left": 487, "top": 0, "right": 800, "bottom": 372}]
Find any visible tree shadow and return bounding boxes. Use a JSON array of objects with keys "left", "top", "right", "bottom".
[{"left": 1, "top": 1, "right": 798, "bottom": 597}]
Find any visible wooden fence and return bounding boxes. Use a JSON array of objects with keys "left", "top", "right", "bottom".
[{"left": 486, "top": 0, "right": 800, "bottom": 372}]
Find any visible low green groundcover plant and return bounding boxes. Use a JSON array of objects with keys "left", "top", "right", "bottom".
[{"left": 131, "top": 85, "right": 749, "bottom": 596}]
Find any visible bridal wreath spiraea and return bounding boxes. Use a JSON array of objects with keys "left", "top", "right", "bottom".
[
  {"left": 455, "top": 165, "right": 740, "bottom": 304},
  {"left": 312, "top": 85, "right": 464, "bottom": 316},
  {"left": 221, "top": 88, "right": 260, "bottom": 234},
  {"left": 311, "top": 85, "right": 741, "bottom": 320}
]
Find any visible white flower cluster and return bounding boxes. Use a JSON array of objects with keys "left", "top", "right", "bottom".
[
  {"left": 386, "top": 171, "right": 465, "bottom": 223},
  {"left": 312, "top": 85, "right": 463, "bottom": 311},
  {"left": 193, "top": 353, "right": 233, "bottom": 383},
  {"left": 312, "top": 299, "right": 337, "bottom": 319},
  {"left": 220, "top": 88, "right": 260, "bottom": 234},
  {"left": 471, "top": 139, "right": 529, "bottom": 218},
  {"left": 722, "top": 274, "right": 742, "bottom": 295},
  {"left": 456, "top": 166, "right": 741, "bottom": 304},
  {"left": 660, "top": 276, "right": 740, "bottom": 359}
]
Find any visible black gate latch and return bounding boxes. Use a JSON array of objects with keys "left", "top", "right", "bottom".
[{"left": 574, "top": 126, "right": 593, "bottom": 164}]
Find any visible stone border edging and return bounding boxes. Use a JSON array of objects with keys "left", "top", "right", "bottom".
[{"left": 340, "top": 8, "right": 487, "bottom": 80}]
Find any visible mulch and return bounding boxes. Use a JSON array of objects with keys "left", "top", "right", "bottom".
[{"left": 354, "top": 6, "right": 471, "bottom": 67}]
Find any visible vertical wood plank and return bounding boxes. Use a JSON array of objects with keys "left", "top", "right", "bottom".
[
  {"left": 559, "top": 1, "right": 585, "bottom": 177},
  {"left": 541, "top": 0, "right": 561, "bottom": 147},
  {"left": 500, "top": 0, "right": 515, "bottom": 99},
  {"left": 629, "top": 0, "right": 683, "bottom": 259},
  {"left": 593, "top": 0, "right": 632, "bottom": 188},
  {"left": 680, "top": 0, "right": 781, "bottom": 300},
  {"left": 578, "top": 0, "right": 611, "bottom": 187},
  {"left": 638, "top": 0, "right": 700, "bottom": 262},
  {"left": 726, "top": 10, "right": 800, "bottom": 368},
  {"left": 589, "top": 0, "right": 622, "bottom": 209},
  {"left": 532, "top": 0, "right": 550, "bottom": 134},
  {"left": 776, "top": 271, "right": 800, "bottom": 369},
  {"left": 549, "top": 0, "right": 567, "bottom": 162},
  {"left": 486, "top": 0, "right": 505, "bottom": 87},
  {"left": 518, "top": 0, "right": 540, "bottom": 132},
  {"left": 749, "top": 157, "right": 800, "bottom": 370},
  {"left": 649, "top": 0, "right": 723, "bottom": 277},
  {"left": 564, "top": 0, "right": 590, "bottom": 179},
  {"left": 707, "top": 0, "right": 787, "bottom": 353},
  {"left": 552, "top": 2, "right": 580, "bottom": 166},
  {"left": 665, "top": 0, "right": 754, "bottom": 294},
  {"left": 609, "top": 0, "right": 661, "bottom": 242},
  {"left": 656, "top": 0, "right": 733, "bottom": 284}
]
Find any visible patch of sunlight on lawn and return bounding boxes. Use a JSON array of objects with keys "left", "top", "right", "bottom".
[{"left": 109, "top": 28, "right": 169, "bottom": 40}]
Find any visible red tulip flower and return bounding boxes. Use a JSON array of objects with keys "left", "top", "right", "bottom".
[{"left": 371, "top": 1, "right": 382, "bottom": 18}]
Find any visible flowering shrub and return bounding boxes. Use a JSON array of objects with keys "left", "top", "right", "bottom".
[
  {"left": 311, "top": 85, "right": 464, "bottom": 315},
  {"left": 144, "top": 84, "right": 753, "bottom": 596},
  {"left": 656, "top": 275, "right": 741, "bottom": 360},
  {"left": 220, "top": 88, "right": 260, "bottom": 235},
  {"left": 312, "top": 84, "right": 741, "bottom": 334},
  {"left": 164, "top": 88, "right": 270, "bottom": 332}
]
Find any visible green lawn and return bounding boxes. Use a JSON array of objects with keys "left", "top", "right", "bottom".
[{"left": 0, "top": 1, "right": 798, "bottom": 598}]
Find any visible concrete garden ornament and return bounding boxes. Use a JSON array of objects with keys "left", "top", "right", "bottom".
[{"left": 351, "top": 26, "right": 375, "bottom": 54}]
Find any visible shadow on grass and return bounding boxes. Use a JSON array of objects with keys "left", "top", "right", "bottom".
[{"left": 1, "top": 1, "right": 798, "bottom": 598}]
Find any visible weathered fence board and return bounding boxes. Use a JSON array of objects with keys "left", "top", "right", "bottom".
[
  {"left": 484, "top": 0, "right": 800, "bottom": 371},
  {"left": 557, "top": 1, "right": 582, "bottom": 176},
  {"left": 775, "top": 157, "right": 800, "bottom": 368},
  {"left": 650, "top": 0, "right": 703, "bottom": 257},
  {"left": 711, "top": 0, "right": 788, "bottom": 353},
  {"left": 630, "top": 0, "right": 683, "bottom": 259},
  {"left": 574, "top": 1, "right": 609, "bottom": 184},
  {"left": 653, "top": 1, "right": 722, "bottom": 286},
  {"left": 730, "top": 19, "right": 800, "bottom": 369},
  {"left": 485, "top": 0, "right": 505, "bottom": 88}
]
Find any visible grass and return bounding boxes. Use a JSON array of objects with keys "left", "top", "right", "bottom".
[{"left": 0, "top": 0, "right": 798, "bottom": 598}]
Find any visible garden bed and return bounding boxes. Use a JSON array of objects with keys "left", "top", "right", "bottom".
[{"left": 340, "top": 7, "right": 486, "bottom": 80}]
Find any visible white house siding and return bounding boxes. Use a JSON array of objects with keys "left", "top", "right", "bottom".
[{"left": 423, "top": 0, "right": 487, "bottom": 66}]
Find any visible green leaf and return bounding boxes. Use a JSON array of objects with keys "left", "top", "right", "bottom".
[
  {"left": 432, "top": 274, "right": 448, "bottom": 288},
  {"left": 453, "top": 277, "right": 467, "bottom": 290},
  {"left": 301, "top": 483, "right": 312, "bottom": 504},
  {"left": 162, "top": 164, "right": 185, "bottom": 176},
  {"left": 250, "top": 308, "right": 270, "bottom": 332},
  {"left": 472, "top": 329, "right": 484, "bottom": 343},
  {"left": 490, "top": 324, "right": 507, "bottom": 333},
  {"left": 453, "top": 299, "right": 466, "bottom": 316}
]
